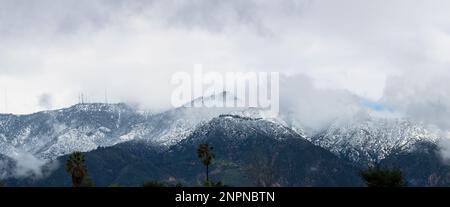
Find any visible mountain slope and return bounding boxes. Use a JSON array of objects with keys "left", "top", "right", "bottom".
[
  {"left": 172, "top": 115, "right": 362, "bottom": 187},
  {"left": 380, "top": 142, "right": 450, "bottom": 187},
  {"left": 309, "top": 112, "right": 440, "bottom": 165},
  {"left": 4, "top": 115, "right": 363, "bottom": 187},
  {"left": 0, "top": 93, "right": 259, "bottom": 161},
  {"left": 1, "top": 97, "right": 448, "bottom": 187},
  {"left": 0, "top": 103, "right": 142, "bottom": 160}
]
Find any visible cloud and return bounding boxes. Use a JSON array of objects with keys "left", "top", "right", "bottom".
[
  {"left": 38, "top": 93, "right": 53, "bottom": 110},
  {"left": 9, "top": 152, "right": 47, "bottom": 178},
  {"left": 0, "top": 151, "right": 59, "bottom": 180},
  {"left": 382, "top": 71, "right": 450, "bottom": 131},
  {"left": 0, "top": 0, "right": 450, "bottom": 136},
  {"left": 279, "top": 74, "right": 365, "bottom": 133}
]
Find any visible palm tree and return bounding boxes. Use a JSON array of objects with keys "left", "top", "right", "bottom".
[
  {"left": 65, "top": 152, "right": 87, "bottom": 187},
  {"left": 197, "top": 143, "right": 215, "bottom": 182}
]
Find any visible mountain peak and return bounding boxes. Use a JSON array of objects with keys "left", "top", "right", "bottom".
[
  {"left": 309, "top": 113, "right": 441, "bottom": 165},
  {"left": 182, "top": 91, "right": 242, "bottom": 108},
  {"left": 60, "top": 103, "right": 134, "bottom": 113}
]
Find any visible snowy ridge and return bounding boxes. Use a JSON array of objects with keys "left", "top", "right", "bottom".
[
  {"left": 0, "top": 93, "right": 277, "bottom": 160},
  {"left": 0, "top": 93, "right": 443, "bottom": 167},
  {"left": 188, "top": 114, "right": 304, "bottom": 143},
  {"left": 182, "top": 91, "right": 243, "bottom": 108},
  {"left": 121, "top": 92, "right": 275, "bottom": 146},
  {"left": 0, "top": 103, "right": 142, "bottom": 160},
  {"left": 309, "top": 112, "right": 440, "bottom": 164}
]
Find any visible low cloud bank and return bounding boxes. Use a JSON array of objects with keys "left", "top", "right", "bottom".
[{"left": 0, "top": 151, "right": 59, "bottom": 180}]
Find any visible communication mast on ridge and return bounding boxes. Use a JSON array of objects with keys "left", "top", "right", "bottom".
[
  {"left": 79, "top": 92, "right": 86, "bottom": 104},
  {"left": 104, "top": 89, "right": 108, "bottom": 104}
]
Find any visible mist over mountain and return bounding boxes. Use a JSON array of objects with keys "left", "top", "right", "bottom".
[
  {"left": 3, "top": 113, "right": 363, "bottom": 187},
  {"left": 0, "top": 92, "right": 448, "bottom": 186}
]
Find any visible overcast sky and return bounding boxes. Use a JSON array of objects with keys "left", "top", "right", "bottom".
[{"left": 1, "top": 0, "right": 450, "bottom": 131}]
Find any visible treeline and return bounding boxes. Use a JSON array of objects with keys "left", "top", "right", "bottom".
[
  {"left": 0, "top": 143, "right": 405, "bottom": 187},
  {"left": 61, "top": 143, "right": 224, "bottom": 187}
]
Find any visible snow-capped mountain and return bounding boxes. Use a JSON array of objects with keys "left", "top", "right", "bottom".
[
  {"left": 4, "top": 113, "right": 363, "bottom": 187},
  {"left": 309, "top": 111, "right": 440, "bottom": 165},
  {"left": 186, "top": 114, "right": 301, "bottom": 144},
  {"left": 0, "top": 92, "right": 276, "bottom": 161},
  {"left": 0, "top": 92, "right": 443, "bottom": 170},
  {"left": 0, "top": 103, "right": 143, "bottom": 160},
  {"left": 0, "top": 93, "right": 448, "bottom": 186},
  {"left": 119, "top": 92, "right": 269, "bottom": 146}
]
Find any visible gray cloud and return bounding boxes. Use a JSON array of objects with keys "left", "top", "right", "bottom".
[
  {"left": 0, "top": 0, "right": 450, "bottom": 138},
  {"left": 0, "top": 0, "right": 309, "bottom": 37},
  {"left": 382, "top": 71, "right": 450, "bottom": 131},
  {"left": 0, "top": 151, "right": 59, "bottom": 180},
  {"left": 10, "top": 152, "right": 47, "bottom": 179},
  {"left": 279, "top": 74, "right": 365, "bottom": 133},
  {"left": 38, "top": 93, "right": 53, "bottom": 110}
]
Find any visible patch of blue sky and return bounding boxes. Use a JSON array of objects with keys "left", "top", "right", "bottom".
[{"left": 360, "top": 99, "right": 390, "bottom": 112}]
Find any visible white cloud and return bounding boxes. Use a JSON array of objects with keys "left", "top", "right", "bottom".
[
  {"left": 0, "top": 0, "right": 450, "bottom": 136},
  {"left": 0, "top": 151, "right": 59, "bottom": 179},
  {"left": 279, "top": 74, "right": 365, "bottom": 132},
  {"left": 382, "top": 71, "right": 450, "bottom": 131},
  {"left": 38, "top": 93, "right": 53, "bottom": 110}
]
